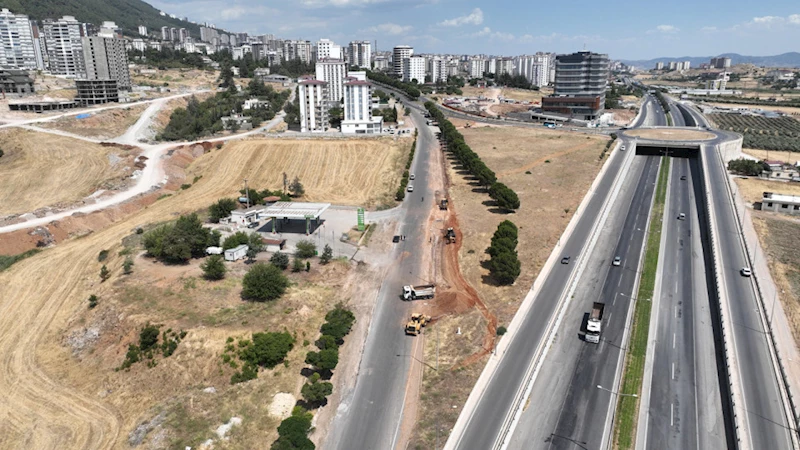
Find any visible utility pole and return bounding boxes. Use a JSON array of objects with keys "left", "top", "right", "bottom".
[
  {"left": 283, "top": 172, "right": 288, "bottom": 194},
  {"left": 244, "top": 178, "right": 250, "bottom": 208}
]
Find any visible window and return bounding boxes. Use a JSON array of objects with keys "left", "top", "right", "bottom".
[
  {"left": 768, "top": 202, "right": 773, "bottom": 207},
  {"left": 794, "top": 205, "right": 799, "bottom": 211},
  {"left": 782, "top": 204, "right": 789, "bottom": 209}
]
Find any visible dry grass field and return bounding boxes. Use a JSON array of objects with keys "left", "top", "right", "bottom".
[
  {"left": 626, "top": 128, "right": 716, "bottom": 141},
  {"left": 500, "top": 86, "right": 551, "bottom": 103},
  {"left": 0, "top": 135, "right": 407, "bottom": 449},
  {"left": 0, "top": 129, "right": 139, "bottom": 217},
  {"left": 410, "top": 120, "right": 608, "bottom": 448},
  {"left": 191, "top": 138, "right": 410, "bottom": 208},
  {"left": 734, "top": 177, "right": 800, "bottom": 204},
  {"left": 743, "top": 148, "right": 800, "bottom": 165},
  {"left": 705, "top": 102, "right": 800, "bottom": 116},
  {"left": 40, "top": 105, "right": 149, "bottom": 140},
  {"left": 131, "top": 68, "right": 218, "bottom": 90}
]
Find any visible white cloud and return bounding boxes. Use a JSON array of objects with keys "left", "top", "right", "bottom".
[
  {"left": 790, "top": 14, "right": 800, "bottom": 25},
  {"left": 649, "top": 24, "right": 679, "bottom": 34},
  {"left": 361, "top": 23, "right": 412, "bottom": 35},
  {"left": 700, "top": 26, "right": 717, "bottom": 32},
  {"left": 470, "top": 27, "right": 514, "bottom": 41},
  {"left": 300, "top": 0, "right": 389, "bottom": 7},
  {"left": 439, "top": 8, "right": 483, "bottom": 27},
  {"left": 220, "top": 6, "right": 247, "bottom": 19},
  {"left": 746, "top": 14, "right": 800, "bottom": 28}
]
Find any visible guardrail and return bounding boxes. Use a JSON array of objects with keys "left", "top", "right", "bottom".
[
  {"left": 699, "top": 144, "right": 747, "bottom": 450},
  {"left": 712, "top": 140, "right": 800, "bottom": 449}
]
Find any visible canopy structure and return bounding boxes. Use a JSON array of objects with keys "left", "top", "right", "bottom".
[{"left": 258, "top": 202, "right": 331, "bottom": 234}]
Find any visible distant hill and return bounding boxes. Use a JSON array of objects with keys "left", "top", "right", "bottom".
[
  {"left": 0, "top": 0, "right": 205, "bottom": 39},
  {"left": 620, "top": 52, "right": 800, "bottom": 69}
]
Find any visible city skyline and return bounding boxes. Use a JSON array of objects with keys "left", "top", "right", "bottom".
[{"left": 148, "top": 0, "right": 800, "bottom": 59}]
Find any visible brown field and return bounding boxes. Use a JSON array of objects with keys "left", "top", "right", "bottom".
[
  {"left": 742, "top": 148, "right": 800, "bottom": 165},
  {"left": 0, "top": 129, "right": 139, "bottom": 217},
  {"left": 751, "top": 213, "right": 800, "bottom": 362},
  {"left": 626, "top": 128, "right": 716, "bottom": 141},
  {"left": 40, "top": 105, "right": 148, "bottom": 139},
  {"left": 0, "top": 135, "right": 407, "bottom": 449},
  {"left": 131, "top": 68, "right": 218, "bottom": 90},
  {"left": 734, "top": 177, "right": 800, "bottom": 204},
  {"left": 193, "top": 138, "right": 410, "bottom": 208},
  {"left": 410, "top": 120, "right": 608, "bottom": 448},
  {"left": 705, "top": 102, "right": 800, "bottom": 116},
  {"left": 500, "top": 87, "right": 550, "bottom": 103}
]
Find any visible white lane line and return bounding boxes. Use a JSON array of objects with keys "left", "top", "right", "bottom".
[
  {"left": 672, "top": 362, "right": 675, "bottom": 380},
  {"left": 673, "top": 333, "right": 676, "bottom": 349},
  {"left": 674, "top": 306, "right": 678, "bottom": 318},
  {"left": 671, "top": 403, "right": 675, "bottom": 427}
]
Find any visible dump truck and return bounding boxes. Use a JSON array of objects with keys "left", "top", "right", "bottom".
[
  {"left": 405, "top": 313, "right": 431, "bottom": 336},
  {"left": 585, "top": 302, "right": 605, "bottom": 344},
  {"left": 445, "top": 227, "right": 456, "bottom": 244},
  {"left": 440, "top": 198, "right": 449, "bottom": 210},
  {"left": 403, "top": 284, "right": 436, "bottom": 300}
]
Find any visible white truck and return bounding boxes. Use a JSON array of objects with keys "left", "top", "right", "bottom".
[
  {"left": 403, "top": 284, "right": 436, "bottom": 300},
  {"left": 585, "top": 302, "right": 605, "bottom": 344}
]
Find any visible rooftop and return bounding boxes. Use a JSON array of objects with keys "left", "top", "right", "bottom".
[
  {"left": 260, "top": 202, "right": 331, "bottom": 219},
  {"left": 764, "top": 193, "right": 800, "bottom": 203}
]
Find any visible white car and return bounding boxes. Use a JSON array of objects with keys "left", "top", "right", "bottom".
[
  {"left": 409, "top": 174, "right": 415, "bottom": 180},
  {"left": 741, "top": 267, "right": 752, "bottom": 277},
  {"left": 678, "top": 213, "right": 686, "bottom": 220},
  {"left": 612, "top": 256, "right": 621, "bottom": 266},
  {"left": 407, "top": 185, "right": 414, "bottom": 192}
]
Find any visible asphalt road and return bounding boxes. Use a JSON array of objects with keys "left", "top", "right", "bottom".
[
  {"left": 323, "top": 109, "right": 441, "bottom": 450},
  {"left": 450, "top": 95, "right": 660, "bottom": 450},
  {"left": 642, "top": 154, "right": 726, "bottom": 449}
]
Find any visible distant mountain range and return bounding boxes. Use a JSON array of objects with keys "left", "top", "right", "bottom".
[
  {"left": 620, "top": 53, "right": 800, "bottom": 69},
  {"left": 1, "top": 0, "right": 203, "bottom": 39}
]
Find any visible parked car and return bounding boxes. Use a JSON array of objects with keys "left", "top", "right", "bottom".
[
  {"left": 678, "top": 213, "right": 686, "bottom": 220},
  {"left": 613, "top": 256, "right": 621, "bottom": 266},
  {"left": 247, "top": 221, "right": 260, "bottom": 229},
  {"left": 561, "top": 256, "right": 571, "bottom": 264},
  {"left": 741, "top": 267, "right": 752, "bottom": 277}
]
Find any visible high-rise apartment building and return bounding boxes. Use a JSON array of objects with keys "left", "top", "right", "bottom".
[
  {"left": 428, "top": 57, "right": 446, "bottom": 83},
  {"left": 515, "top": 53, "right": 552, "bottom": 87},
  {"left": 179, "top": 28, "right": 189, "bottom": 43},
  {"left": 655, "top": 62, "right": 664, "bottom": 70},
  {"left": 299, "top": 79, "right": 329, "bottom": 133},
  {"left": 42, "top": 15, "right": 87, "bottom": 77},
  {"left": 710, "top": 56, "right": 731, "bottom": 69},
  {"left": 348, "top": 40, "right": 371, "bottom": 69},
  {"left": 403, "top": 55, "right": 425, "bottom": 83},
  {"left": 315, "top": 58, "right": 347, "bottom": 105},
  {"left": 161, "top": 26, "right": 170, "bottom": 41},
  {"left": 468, "top": 58, "right": 485, "bottom": 79},
  {"left": 138, "top": 25, "right": 147, "bottom": 36},
  {"left": 393, "top": 45, "right": 413, "bottom": 77},
  {"left": 284, "top": 40, "right": 313, "bottom": 64},
  {"left": 342, "top": 76, "right": 382, "bottom": 134},
  {"left": 542, "top": 51, "right": 609, "bottom": 120},
  {"left": 82, "top": 35, "right": 131, "bottom": 90},
  {"left": 316, "top": 39, "right": 341, "bottom": 60},
  {"left": 0, "top": 9, "right": 39, "bottom": 70}
]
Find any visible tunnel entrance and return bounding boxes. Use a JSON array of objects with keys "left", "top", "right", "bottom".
[{"left": 635, "top": 144, "right": 700, "bottom": 158}]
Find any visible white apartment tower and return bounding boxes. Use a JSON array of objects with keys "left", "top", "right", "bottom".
[
  {"left": 468, "top": 58, "right": 485, "bottom": 79},
  {"left": 428, "top": 57, "right": 446, "bottom": 83},
  {"left": 161, "top": 26, "right": 170, "bottom": 41},
  {"left": 42, "top": 15, "right": 86, "bottom": 77},
  {"left": 342, "top": 78, "right": 383, "bottom": 134},
  {"left": 82, "top": 35, "right": 131, "bottom": 90},
  {"left": 393, "top": 45, "right": 413, "bottom": 77},
  {"left": 284, "top": 40, "right": 313, "bottom": 64},
  {"left": 315, "top": 58, "right": 348, "bottom": 105},
  {"left": 348, "top": 40, "right": 371, "bottom": 69},
  {"left": 316, "top": 39, "right": 341, "bottom": 60},
  {"left": 0, "top": 9, "right": 39, "bottom": 70},
  {"left": 138, "top": 25, "right": 147, "bottom": 36},
  {"left": 299, "top": 79, "right": 329, "bottom": 133},
  {"left": 403, "top": 56, "right": 425, "bottom": 83}
]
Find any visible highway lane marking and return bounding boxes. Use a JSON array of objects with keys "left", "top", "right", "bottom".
[
  {"left": 671, "top": 403, "right": 675, "bottom": 427},
  {"left": 672, "top": 362, "right": 675, "bottom": 380},
  {"left": 673, "top": 333, "right": 676, "bottom": 349}
]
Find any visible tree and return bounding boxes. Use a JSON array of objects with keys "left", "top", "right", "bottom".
[
  {"left": 223, "top": 231, "right": 250, "bottom": 250},
  {"left": 242, "top": 263, "right": 289, "bottom": 301},
  {"left": 270, "top": 252, "right": 290, "bottom": 270},
  {"left": 289, "top": 176, "right": 305, "bottom": 197},
  {"left": 487, "top": 237, "right": 517, "bottom": 257},
  {"left": 100, "top": 265, "right": 110, "bottom": 281},
  {"left": 295, "top": 240, "right": 316, "bottom": 259},
  {"left": 209, "top": 198, "right": 238, "bottom": 223},
  {"left": 139, "top": 324, "right": 160, "bottom": 352},
  {"left": 201, "top": 254, "right": 226, "bottom": 280},
  {"left": 489, "top": 182, "right": 521, "bottom": 211},
  {"left": 301, "top": 373, "right": 333, "bottom": 406},
  {"left": 315, "top": 334, "right": 337, "bottom": 350},
  {"left": 88, "top": 294, "right": 98, "bottom": 309},
  {"left": 319, "top": 244, "right": 333, "bottom": 264},
  {"left": 272, "top": 407, "right": 315, "bottom": 450},
  {"left": 292, "top": 257, "right": 304, "bottom": 272},
  {"left": 144, "top": 214, "right": 216, "bottom": 264},
  {"left": 123, "top": 257, "right": 134, "bottom": 274},
  {"left": 305, "top": 348, "right": 339, "bottom": 373},
  {"left": 490, "top": 250, "right": 521, "bottom": 285},
  {"left": 328, "top": 107, "right": 343, "bottom": 128},
  {"left": 239, "top": 331, "right": 295, "bottom": 368},
  {"left": 320, "top": 307, "right": 356, "bottom": 342}
]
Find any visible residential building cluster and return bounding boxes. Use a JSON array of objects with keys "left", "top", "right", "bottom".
[{"left": 654, "top": 60, "right": 692, "bottom": 71}]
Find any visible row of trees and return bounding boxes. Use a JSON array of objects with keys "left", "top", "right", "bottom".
[
  {"left": 396, "top": 134, "right": 417, "bottom": 201},
  {"left": 424, "top": 102, "right": 520, "bottom": 211},
  {"left": 710, "top": 114, "right": 800, "bottom": 151},
  {"left": 655, "top": 90, "right": 671, "bottom": 115},
  {"left": 487, "top": 221, "right": 521, "bottom": 285},
  {"left": 372, "top": 106, "right": 398, "bottom": 123},
  {"left": 128, "top": 48, "right": 208, "bottom": 70},
  {"left": 366, "top": 70, "right": 420, "bottom": 100},
  {"left": 727, "top": 158, "right": 769, "bottom": 176}
]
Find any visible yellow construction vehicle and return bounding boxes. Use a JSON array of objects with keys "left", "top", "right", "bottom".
[
  {"left": 445, "top": 227, "right": 456, "bottom": 244},
  {"left": 464, "top": 121, "right": 472, "bottom": 128},
  {"left": 405, "top": 313, "right": 431, "bottom": 336}
]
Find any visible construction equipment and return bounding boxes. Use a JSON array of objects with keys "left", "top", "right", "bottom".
[
  {"left": 445, "top": 227, "right": 456, "bottom": 244},
  {"left": 439, "top": 198, "right": 449, "bottom": 210},
  {"left": 405, "top": 313, "right": 431, "bottom": 336},
  {"left": 403, "top": 284, "right": 436, "bottom": 300},
  {"left": 464, "top": 121, "right": 472, "bottom": 128}
]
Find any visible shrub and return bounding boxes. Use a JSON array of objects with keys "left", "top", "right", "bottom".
[
  {"left": 88, "top": 294, "right": 98, "bottom": 309},
  {"left": 231, "top": 362, "right": 258, "bottom": 384},
  {"left": 497, "top": 326, "right": 508, "bottom": 336},
  {"left": 201, "top": 254, "right": 226, "bottom": 280},
  {"left": 98, "top": 249, "right": 109, "bottom": 262},
  {"left": 208, "top": 198, "right": 238, "bottom": 223},
  {"left": 319, "top": 244, "right": 333, "bottom": 264},
  {"left": 305, "top": 348, "right": 339, "bottom": 372},
  {"left": 239, "top": 331, "right": 295, "bottom": 368},
  {"left": 295, "top": 240, "right": 316, "bottom": 259},
  {"left": 301, "top": 373, "right": 333, "bottom": 406},
  {"left": 100, "top": 265, "right": 110, "bottom": 281},
  {"left": 305, "top": 261, "right": 310, "bottom": 272},
  {"left": 242, "top": 263, "right": 289, "bottom": 301},
  {"left": 292, "top": 257, "right": 304, "bottom": 272},
  {"left": 123, "top": 257, "right": 134, "bottom": 274},
  {"left": 315, "top": 334, "right": 337, "bottom": 350},
  {"left": 139, "top": 324, "right": 161, "bottom": 353},
  {"left": 320, "top": 307, "right": 356, "bottom": 342},
  {"left": 270, "top": 252, "right": 290, "bottom": 270}
]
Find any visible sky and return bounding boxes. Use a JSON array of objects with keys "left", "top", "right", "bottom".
[{"left": 149, "top": 0, "right": 800, "bottom": 60}]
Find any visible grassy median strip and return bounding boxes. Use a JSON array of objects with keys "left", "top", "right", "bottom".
[{"left": 613, "top": 157, "right": 670, "bottom": 449}]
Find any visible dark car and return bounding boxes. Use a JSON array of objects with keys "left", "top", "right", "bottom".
[
  {"left": 247, "top": 221, "right": 260, "bottom": 229},
  {"left": 561, "top": 256, "right": 571, "bottom": 264},
  {"left": 680, "top": 175, "right": 687, "bottom": 180},
  {"left": 392, "top": 235, "right": 401, "bottom": 243}
]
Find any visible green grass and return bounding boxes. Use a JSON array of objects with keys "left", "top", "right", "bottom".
[
  {"left": 0, "top": 249, "right": 41, "bottom": 272},
  {"left": 666, "top": 112, "right": 674, "bottom": 127},
  {"left": 613, "top": 157, "right": 670, "bottom": 449}
]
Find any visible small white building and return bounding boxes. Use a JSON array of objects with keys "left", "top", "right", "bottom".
[
  {"left": 224, "top": 244, "right": 248, "bottom": 261},
  {"left": 243, "top": 98, "right": 269, "bottom": 110},
  {"left": 230, "top": 206, "right": 264, "bottom": 226}
]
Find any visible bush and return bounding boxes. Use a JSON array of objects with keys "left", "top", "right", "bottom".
[
  {"left": 88, "top": 294, "right": 98, "bottom": 309},
  {"left": 301, "top": 373, "right": 333, "bottom": 406},
  {"left": 223, "top": 231, "right": 250, "bottom": 250},
  {"left": 270, "top": 252, "right": 290, "bottom": 270},
  {"left": 305, "top": 348, "right": 339, "bottom": 372},
  {"left": 0, "top": 149, "right": 4, "bottom": 158},
  {"left": 209, "top": 198, "right": 238, "bottom": 223},
  {"left": 231, "top": 362, "right": 258, "bottom": 384},
  {"left": 319, "top": 244, "right": 333, "bottom": 264},
  {"left": 497, "top": 326, "right": 507, "bottom": 336},
  {"left": 201, "top": 254, "right": 226, "bottom": 280},
  {"left": 100, "top": 265, "right": 110, "bottom": 281},
  {"left": 239, "top": 331, "right": 295, "bottom": 368},
  {"left": 295, "top": 240, "right": 316, "bottom": 259},
  {"left": 320, "top": 307, "right": 356, "bottom": 342},
  {"left": 98, "top": 249, "right": 109, "bottom": 262},
  {"left": 272, "top": 407, "right": 314, "bottom": 450},
  {"left": 123, "top": 257, "right": 134, "bottom": 274},
  {"left": 315, "top": 334, "right": 337, "bottom": 350},
  {"left": 242, "top": 263, "right": 289, "bottom": 301},
  {"left": 139, "top": 324, "right": 161, "bottom": 353},
  {"left": 143, "top": 214, "right": 216, "bottom": 264}
]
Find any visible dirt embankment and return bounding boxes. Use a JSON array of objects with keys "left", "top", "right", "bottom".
[{"left": 40, "top": 105, "right": 149, "bottom": 140}]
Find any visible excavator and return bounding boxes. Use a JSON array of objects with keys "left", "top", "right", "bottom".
[{"left": 405, "top": 313, "right": 431, "bottom": 336}]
